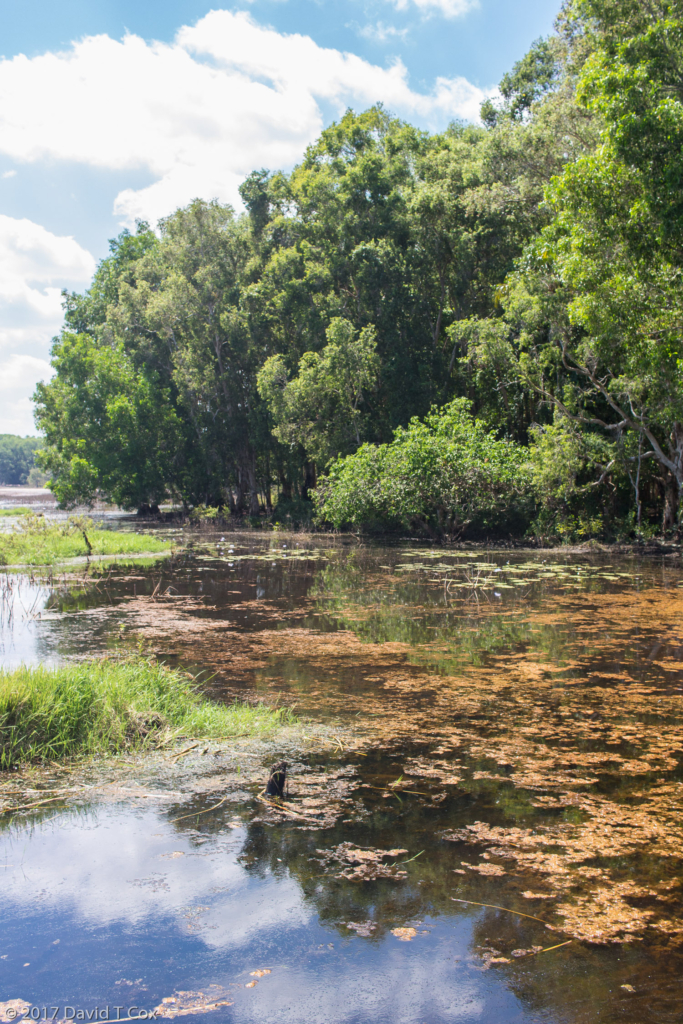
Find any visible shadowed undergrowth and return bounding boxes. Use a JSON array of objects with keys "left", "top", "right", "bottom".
[{"left": 0, "top": 657, "right": 296, "bottom": 767}]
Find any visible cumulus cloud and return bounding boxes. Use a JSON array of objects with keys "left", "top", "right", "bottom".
[
  {"left": 0, "top": 10, "right": 490, "bottom": 225},
  {"left": 0, "top": 10, "right": 493, "bottom": 432},
  {"left": 0, "top": 215, "right": 95, "bottom": 434},
  {"left": 0, "top": 214, "right": 96, "bottom": 351}
]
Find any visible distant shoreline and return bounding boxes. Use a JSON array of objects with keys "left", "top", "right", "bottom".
[{"left": 0, "top": 486, "right": 56, "bottom": 505}]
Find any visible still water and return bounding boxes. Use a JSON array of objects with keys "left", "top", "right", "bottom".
[{"left": 2, "top": 535, "right": 683, "bottom": 1023}]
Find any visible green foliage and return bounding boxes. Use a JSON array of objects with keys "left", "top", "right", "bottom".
[
  {"left": 0, "top": 656, "right": 295, "bottom": 767},
  {"left": 188, "top": 504, "right": 222, "bottom": 525},
  {"left": 314, "top": 399, "right": 531, "bottom": 539},
  {"left": 482, "top": 36, "right": 562, "bottom": 125},
  {"left": 527, "top": 417, "right": 621, "bottom": 540},
  {"left": 34, "top": 333, "right": 182, "bottom": 510},
  {"left": 0, "top": 436, "right": 42, "bottom": 486},
  {"left": 271, "top": 495, "right": 315, "bottom": 529},
  {"left": 0, "top": 514, "right": 173, "bottom": 566},
  {"left": 32, "top": 6, "right": 683, "bottom": 537},
  {"left": 258, "top": 317, "right": 380, "bottom": 465},
  {"left": 527, "top": 0, "right": 683, "bottom": 526}
]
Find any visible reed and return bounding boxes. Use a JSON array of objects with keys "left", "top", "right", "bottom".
[{"left": 0, "top": 657, "right": 295, "bottom": 767}]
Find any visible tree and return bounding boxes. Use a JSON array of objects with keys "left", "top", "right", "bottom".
[
  {"left": 518, "top": 0, "right": 683, "bottom": 528},
  {"left": 257, "top": 318, "right": 379, "bottom": 467},
  {"left": 40, "top": 6, "right": 683, "bottom": 535},
  {"left": 0, "top": 436, "right": 42, "bottom": 486},
  {"left": 34, "top": 333, "right": 182, "bottom": 510},
  {"left": 111, "top": 200, "right": 269, "bottom": 512}
]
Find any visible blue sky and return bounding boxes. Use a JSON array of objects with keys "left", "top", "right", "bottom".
[{"left": 0, "top": 0, "right": 559, "bottom": 435}]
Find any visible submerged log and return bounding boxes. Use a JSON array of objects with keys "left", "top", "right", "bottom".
[{"left": 265, "top": 761, "right": 287, "bottom": 797}]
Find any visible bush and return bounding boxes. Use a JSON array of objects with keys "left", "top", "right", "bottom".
[
  {"left": 271, "top": 496, "right": 314, "bottom": 529},
  {"left": 314, "top": 399, "right": 532, "bottom": 540}
]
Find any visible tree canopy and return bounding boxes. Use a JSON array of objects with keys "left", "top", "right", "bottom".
[
  {"left": 33, "top": 1, "right": 683, "bottom": 539},
  {"left": 0, "top": 436, "right": 43, "bottom": 486}
]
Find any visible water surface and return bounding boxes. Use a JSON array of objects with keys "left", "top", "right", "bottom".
[{"left": 2, "top": 536, "right": 683, "bottom": 1023}]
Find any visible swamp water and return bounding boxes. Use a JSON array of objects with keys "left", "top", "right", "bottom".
[{"left": 2, "top": 536, "right": 683, "bottom": 1023}]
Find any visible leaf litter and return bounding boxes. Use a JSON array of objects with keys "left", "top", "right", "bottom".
[
  {"left": 314, "top": 843, "right": 409, "bottom": 881},
  {"left": 122, "top": 550, "right": 683, "bottom": 949},
  {"left": 153, "top": 990, "right": 234, "bottom": 1018}
]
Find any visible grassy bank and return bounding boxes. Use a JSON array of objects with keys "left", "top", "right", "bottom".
[
  {"left": 0, "top": 507, "right": 30, "bottom": 517},
  {"left": 0, "top": 657, "right": 294, "bottom": 768},
  {"left": 0, "top": 515, "right": 173, "bottom": 566}
]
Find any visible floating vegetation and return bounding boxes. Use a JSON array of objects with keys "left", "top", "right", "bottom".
[
  {"left": 315, "top": 843, "right": 409, "bottom": 881},
  {"left": 153, "top": 990, "right": 234, "bottom": 1018},
  {"left": 0, "top": 1001, "right": 30, "bottom": 1022},
  {"left": 3, "top": 534, "right": 683, "bottom": 1023},
  {"left": 255, "top": 766, "right": 359, "bottom": 828},
  {"left": 346, "top": 920, "right": 377, "bottom": 936}
]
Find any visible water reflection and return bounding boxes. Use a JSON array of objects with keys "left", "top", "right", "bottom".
[{"left": 1, "top": 536, "right": 683, "bottom": 1023}]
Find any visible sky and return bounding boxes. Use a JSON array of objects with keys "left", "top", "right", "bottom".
[{"left": 0, "top": 0, "right": 560, "bottom": 436}]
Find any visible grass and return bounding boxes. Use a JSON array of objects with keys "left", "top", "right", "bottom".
[
  {"left": 0, "top": 657, "right": 296, "bottom": 768},
  {"left": 0, "top": 514, "right": 173, "bottom": 566},
  {"left": 0, "top": 507, "right": 31, "bottom": 517}
]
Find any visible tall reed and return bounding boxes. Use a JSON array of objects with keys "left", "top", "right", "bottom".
[{"left": 0, "top": 657, "right": 295, "bottom": 767}]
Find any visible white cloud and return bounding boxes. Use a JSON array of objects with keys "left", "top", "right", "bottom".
[
  {"left": 392, "top": 0, "right": 479, "bottom": 17},
  {"left": 354, "top": 21, "right": 410, "bottom": 43},
  {"left": 0, "top": 215, "right": 95, "bottom": 434},
  {"left": 0, "top": 354, "right": 52, "bottom": 434},
  {"left": 0, "top": 11, "right": 493, "bottom": 432},
  {"left": 0, "top": 214, "right": 96, "bottom": 351},
  {"left": 0, "top": 10, "right": 490, "bottom": 226},
  {"left": 2, "top": 169, "right": 16, "bottom": 179}
]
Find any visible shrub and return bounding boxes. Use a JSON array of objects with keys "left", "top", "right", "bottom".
[{"left": 314, "top": 399, "right": 531, "bottom": 540}]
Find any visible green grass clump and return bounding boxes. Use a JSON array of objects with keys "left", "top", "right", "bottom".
[
  {"left": 0, "top": 657, "right": 295, "bottom": 768},
  {"left": 0, "top": 514, "right": 173, "bottom": 566},
  {"left": 0, "top": 507, "right": 31, "bottom": 517}
]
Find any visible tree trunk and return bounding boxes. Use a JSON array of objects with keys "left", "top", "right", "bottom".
[
  {"left": 264, "top": 453, "right": 272, "bottom": 513},
  {"left": 663, "top": 474, "right": 679, "bottom": 533},
  {"left": 302, "top": 461, "right": 317, "bottom": 501},
  {"left": 278, "top": 469, "right": 292, "bottom": 501},
  {"left": 246, "top": 457, "right": 260, "bottom": 515},
  {"left": 234, "top": 473, "right": 245, "bottom": 513}
]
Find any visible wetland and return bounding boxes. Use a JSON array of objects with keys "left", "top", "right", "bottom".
[{"left": 2, "top": 531, "right": 683, "bottom": 1024}]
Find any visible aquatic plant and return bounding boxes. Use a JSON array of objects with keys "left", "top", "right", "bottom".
[{"left": 0, "top": 657, "right": 295, "bottom": 767}]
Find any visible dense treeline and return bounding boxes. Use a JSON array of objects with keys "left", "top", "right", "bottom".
[
  {"left": 0, "top": 436, "right": 43, "bottom": 486},
  {"left": 34, "top": 0, "right": 683, "bottom": 540}
]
